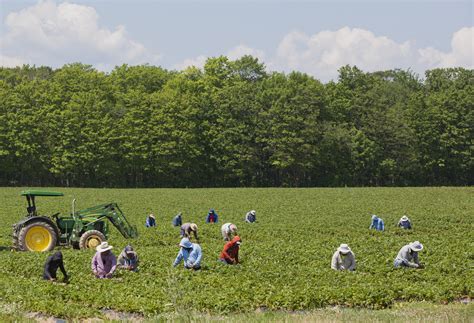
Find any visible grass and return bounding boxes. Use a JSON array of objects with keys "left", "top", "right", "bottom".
[{"left": 0, "top": 187, "right": 472, "bottom": 319}]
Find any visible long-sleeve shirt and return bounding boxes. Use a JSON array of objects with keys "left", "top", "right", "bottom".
[
  {"left": 395, "top": 245, "right": 419, "bottom": 267},
  {"left": 173, "top": 243, "right": 202, "bottom": 268},
  {"left": 43, "top": 252, "right": 68, "bottom": 280},
  {"left": 369, "top": 218, "right": 385, "bottom": 231},
  {"left": 91, "top": 251, "right": 117, "bottom": 278},
  {"left": 398, "top": 220, "right": 412, "bottom": 229},
  {"left": 180, "top": 223, "right": 198, "bottom": 240},
  {"left": 146, "top": 216, "right": 156, "bottom": 227},
  {"left": 172, "top": 215, "right": 182, "bottom": 227},
  {"left": 206, "top": 212, "right": 218, "bottom": 223},
  {"left": 117, "top": 247, "right": 139, "bottom": 271},
  {"left": 219, "top": 236, "right": 241, "bottom": 264},
  {"left": 245, "top": 212, "right": 256, "bottom": 223},
  {"left": 331, "top": 251, "right": 356, "bottom": 271}
]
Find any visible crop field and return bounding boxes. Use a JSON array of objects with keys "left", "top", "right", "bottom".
[{"left": 0, "top": 187, "right": 472, "bottom": 319}]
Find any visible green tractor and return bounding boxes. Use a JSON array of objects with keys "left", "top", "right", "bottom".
[{"left": 12, "top": 190, "right": 138, "bottom": 252}]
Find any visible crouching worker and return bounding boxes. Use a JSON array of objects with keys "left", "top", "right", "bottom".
[
  {"left": 219, "top": 236, "right": 241, "bottom": 265},
  {"left": 43, "top": 251, "right": 68, "bottom": 282},
  {"left": 369, "top": 214, "right": 385, "bottom": 231},
  {"left": 206, "top": 209, "right": 218, "bottom": 223},
  {"left": 118, "top": 245, "right": 139, "bottom": 272},
  {"left": 331, "top": 244, "right": 356, "bottom": 271},
  {"left": 145, "top": 213, "right": 156, "bottom": 228},
  {"left": 180, "top": 223, "right": 199, "bottom": 241},
  {"left": 173, "top": 238, "right": 202, "bottom": 270},
  {"left": 394, "top": 241, "right": 424, "bottom": 269},
  {"left": 245, "top": 210, "right": 256, "bottom": 223},
  {"left": 398, "top": 215, "right": 412, "bottom": 229},
  {"left": 221, "top": 223, "right": 238, "bottom": 241},
  {"left": 92, "top": 242, "right": 117, "bottom": 278},
  {"left": 172, "top": 212, "right": 182, "bottom": 227}
]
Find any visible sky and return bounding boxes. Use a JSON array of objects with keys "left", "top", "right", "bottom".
[{"left": 0, "top": 0, "right": 473, "bottom": 81}]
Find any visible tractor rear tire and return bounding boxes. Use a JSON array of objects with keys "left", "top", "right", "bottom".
[
  {"left": 18, "top": 221, "right": 57, "bottom": 252},
  {"left": 79, "top": 230, "right": 106, "bottom": 250}
]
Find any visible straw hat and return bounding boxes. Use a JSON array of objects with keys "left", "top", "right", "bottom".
[
  {"left": 337, "top": 244, "right": 351, "bottom": 254},
  {"left": 96, "top": 241, "right": 113, "bottom": 253},
  {"left": 149, "top": 213, "right": 155, "bottom": 219},
  {"left": 410, "top": 241, "right": 423, "bottom": 252},
  {"left": 190, "top": 223, "right": 198, "bottom": 231},
  {"left": 179, "top": 238, "right": 193, "bottom": 249}
]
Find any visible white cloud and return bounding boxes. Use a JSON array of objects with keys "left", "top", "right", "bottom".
[
  {"left": 418, "top": 27, "right": 474, "bottom": 68},
  {"left": 274, "top": 27, "right": 415, "bottom": 81},
  {"left": 272, "top": 26, "right": 474, "bottom": 81},
  {"left": 1, "top": 0, "right": 160, "bottom": 70}
]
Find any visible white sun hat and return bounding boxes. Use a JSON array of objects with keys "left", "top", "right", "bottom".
[
  {"left": 401, "top": 215, "right": 409, "bottom": 221},
  {"left": 410, "top": 241, "right": 423, "bottom": 252},
  {"left": 337, "top": 244, "right": 351, "bottom": 254},
  {"left": 250, "top": 210, "right": 256, "bottom": 215},
  {"left": 96, "top": 241, "right": 113, "bottom": 253}
]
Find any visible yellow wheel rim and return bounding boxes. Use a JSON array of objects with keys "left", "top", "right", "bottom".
[
  {"left": 25, "top": 226, "right": 52, "bottom": 251},
  {"left": 86, "top": 236, "right": 101, "bottom": 249}
]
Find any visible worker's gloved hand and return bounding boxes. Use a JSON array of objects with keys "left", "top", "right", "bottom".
[
  {"left": 50, "top": 278, "right": 56, "bottom": 282},
  {"left": 105, "top": 273, "right": 113, "bottom": 278}
]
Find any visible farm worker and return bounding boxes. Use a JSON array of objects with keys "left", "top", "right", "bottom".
[
  {"left": 398, "top": 215, "right": 412, "bottom": 229},
  {"left": 180, "top": 223, "right": 199, "bottom": 241},
  {"left": 245, "top": 210, "right": 256, "bottom": 223},
  {"left": 117, "top": 245, "right": 139, "bottom": 272},
  {"left": 369, "top": 214, "right": 385, "bottom": 231},
  {"left": 394, "top": 241, "right": 424, "bottom": 268},
  {"left": 331, "top": 244, "right": 356, "bottom": 271},
  {"left": 43, "top": 251, "right": 68, "bottom": 282},
  {"left": 172, "top": 212, "right": 183, "bottom": 227},
  {"left": 206, "top": 209, "right": 218, "bottom": 223},
  {"left": 91, "top": 242, "right": 117, "bottom": 278},
  {"left": 219, "top": 236, "right": 241, "bottom": 265},
  {"left": 145, "top": 213, "right": 156, "bottom": 227},
  {"left": 173, "top": 237, "right": 202, "bottom": 270},
  {"left": 221, "top": 223, "right": 238, "bottom": 241}
]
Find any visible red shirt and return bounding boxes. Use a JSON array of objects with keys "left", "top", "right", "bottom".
[{"left": 220, "top": 236, "right": 241, "bottom": 264}]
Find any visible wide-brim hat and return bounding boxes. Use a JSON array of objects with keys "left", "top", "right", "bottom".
[
  {"left": 401, "top": 215, "right": 409, "bottom": 221},
  {"left": 97, "top": 241, "right": 113, "bottom": 253},
  {"left": 337, "top": 244, "right": 351, "bottom": 254},
  {"left": 179, "top": 238, "right": 193, "bottom": 249},
  {"left": 190, "top": 223, "right": 198, "bottom": 231},
  {"left": 149, "top": 214, "right": 155, "bottom": 219},
  {"left": 410, "top": 241, "right": 423, "bottom": 252},
  {"left": 250, "top": 210, "right": 256, "bottom": 215},
  {"left": 371, "top": 214, "right": 377, "bottom": 220}
]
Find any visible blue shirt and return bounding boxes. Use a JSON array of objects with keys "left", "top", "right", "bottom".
[
  {"left": 146, "top": 216, "right": 156, "bottom": 227},
  {"left": 173, "top": 243, "right": 202, "bottom": 268},
  {"left": 370, "top": 217, "right": 384, "bottom": 231}
]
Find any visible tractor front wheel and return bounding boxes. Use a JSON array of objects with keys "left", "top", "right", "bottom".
[
  {"left": 79, "top": 230, "right": 106, "bottom": 250},
  {"left": 18, "top": 221, "right": 57, "bottom": 252}
]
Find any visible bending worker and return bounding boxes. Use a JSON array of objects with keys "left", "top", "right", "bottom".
[
  {"left": 91, "top": 242, "right": 117, "bottom": 279},
  {"left": 206, "top": 209, "right": 218, "bottom": 223},
  {"left": 180, "top": 222, "right": 199, "bottom": 241},
  {"left": 394, "top": 241, "right": 424, "bottom": 268},
  {"left": 331, "top": 244, "right": 356, "bottom": 271},
  {"left": 173, "top": 237, "right": 202, "bottom": 270},
  {"left": 43, "top": 251, "right": 68, "bottom": 282},
  {"left": 369, "top": 214, "right": 385, "bottom": 231},
  {"left": 118, "top": 245, "right": 139, "bottom": 272},
  {"left": 172, "top": 212, "right": 183, "bottom": 227},
  {"left": 219, "top": 236, "right": 241, "bottom": 265},
  {"left": 221, "top": 223, "right": 238, "bottom": 241},
  {"left": 398, "top": 215, "right": 412, "bottom": 229},
  {"left": 245, "top": 210, "right": 256, "bottom": 223}
]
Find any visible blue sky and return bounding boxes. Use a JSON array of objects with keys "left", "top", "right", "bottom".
[{"left": 1, "top": 0, "right": 473, "bottom": 81}]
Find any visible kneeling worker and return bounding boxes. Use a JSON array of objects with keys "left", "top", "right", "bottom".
[{"left": 331, "top": 244, "right": 356, "bottom": 271}]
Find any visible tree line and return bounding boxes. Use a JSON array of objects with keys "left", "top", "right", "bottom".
[{"left": 0, "top": 57, "right": 472, "bottom": 187}]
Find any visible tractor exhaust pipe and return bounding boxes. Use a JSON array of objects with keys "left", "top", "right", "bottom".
[{"left": 72, "top": 198, "right": 76, "bottom": 216}]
